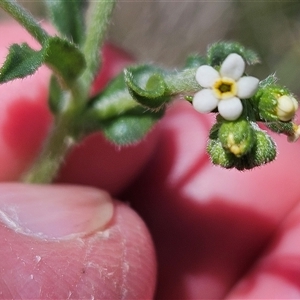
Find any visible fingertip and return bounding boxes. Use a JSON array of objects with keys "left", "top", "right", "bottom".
[
  {"left": 107, "top": 201, "right": 157, "bottom": 299},
  {"left": 0, "top": 184, "right": 156, "bottom": 299}
]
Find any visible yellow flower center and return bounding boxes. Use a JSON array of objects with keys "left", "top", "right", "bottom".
[{"left": 212, "top": 77, "right": 237, "bottom": 100}]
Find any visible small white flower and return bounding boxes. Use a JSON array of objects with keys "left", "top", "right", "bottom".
[{"left": 193, "top": 53, "right": 259, "bottom": 120}]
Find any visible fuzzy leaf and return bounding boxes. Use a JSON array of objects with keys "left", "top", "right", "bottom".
[
  {"left": 103, "top": 107, "right": 164, "bottom": 145},
  {"left": 0, "top": 43, "right": 44, "bottom": 83},
  {"left": 0, "top": 37, "right": 86, "bottom": 86},
  {"left": 207, "top": 42, "right": 260, "bottom": 66},
  {"left": 88, "top": 74, "right": 137, "bottom": 121},
  {"left": 124, "top": 65, "right": 171, "bottom": 109},
  {"left": 45, "top": 0, "right": 86, "bottom": 45},
  {"left": 84, "top": 73, "right": 165, "bottom": 145},
  {"left": 44, "top": 37, "right": 86, "bottom": 86}
]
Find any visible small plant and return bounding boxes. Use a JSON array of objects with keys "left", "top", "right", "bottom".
[{"left": 0, "top": 0, "right": 299, "bottom": 182}]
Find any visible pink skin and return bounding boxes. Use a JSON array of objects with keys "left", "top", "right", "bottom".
[
  {"left": 0, "top": 184, "right": 156, "bottom": 299},
  {"left": 123, "top": 101, "right": 300, "bottom": 299},
  {"left": 1, "top": 21, "right": 300, "bottom": 299}
]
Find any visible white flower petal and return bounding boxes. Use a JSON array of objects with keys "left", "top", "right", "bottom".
[
  {"left": 193, "top": 89, "right": 218, "bottom": 113},
  {"left": 220, "top": 53, "right": 245, "bottom": 80},
  {"left": 196, "top": 65, "right": 220, "bottom": 88},
  {"left": 236, "top": 76, "right": 259, "bottom": 99},
  {"left": 218, "top": 97, "right": 243, "bottom": 120}
]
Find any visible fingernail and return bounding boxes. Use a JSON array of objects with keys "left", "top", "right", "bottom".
[{"left": 0, "top": 184, "right": 114, "bottom": 239}]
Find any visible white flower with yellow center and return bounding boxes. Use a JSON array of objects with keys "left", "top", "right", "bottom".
[{"left": 193, "top": 53, "right": 259, "bottom": 120}]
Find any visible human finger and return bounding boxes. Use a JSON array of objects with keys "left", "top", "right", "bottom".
[{"left": 0, "top": 183, "right": 156, "bottom": 299}]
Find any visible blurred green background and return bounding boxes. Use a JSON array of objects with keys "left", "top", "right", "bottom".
[{"left": 1, "top": 1, "right": 300, "bottom": 94}]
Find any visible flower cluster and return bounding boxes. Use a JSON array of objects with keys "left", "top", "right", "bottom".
[{"left": 190, "top": 49, "right": 299, "bottom": 170}]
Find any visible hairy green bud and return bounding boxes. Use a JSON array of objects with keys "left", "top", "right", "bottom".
[
  {"left": 207, "top": 139, "right": 235, "bottom": 168},
  {"left": 251, "top": 128, "right": 277, "bottom": 166},
  {"left": 218, "top": 119, "right": 255, "bottom": 157},
  {"left": 255, "top": 85, "right": 298, "bottom": 122}
]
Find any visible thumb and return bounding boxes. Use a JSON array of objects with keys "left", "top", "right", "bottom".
[{"left": 0, "top": 184, "right": 156, "bottom": 299}]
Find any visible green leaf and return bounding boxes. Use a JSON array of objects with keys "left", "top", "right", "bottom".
[
  {"left": 207, "top": 42, "right": 260, "bottom": 66},
  {"left": 103, "top": 107, "right": 164, "bottom": 145},
  {"left": 87, "top": 73, "right": 138, "bottom": 121},
  {"left": 44, "top": 37, "right": 86, "bottom": 86},
  {"left": 0, "top": 43, "right": 44, "bottom": 83},
  {"left": 45, "top": 0, "right": 86, "bottom": 45},
  {"left": 0, "top": 37, "right": 86, "bottom": 87},
  {"left": 124, "top": 65, "right": 171, "bottom": 109},
  {"left": 82, "top": 73, "right": 164, "bottom": 145}
]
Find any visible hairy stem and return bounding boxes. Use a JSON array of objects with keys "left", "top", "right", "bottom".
[
  {"left": 17, "top": 0, "right": 117, "bottom": 183},
  {"left": 22, "top": 110, "right": 77, "bottom": 183},
  {"left": 0, "top": 0, "right": 49, "bottom": 44},
  {"left": 81, "top": 0, "right": 116, "bottom": 92},
  {"left": 165, "top": 68, "right": 200, "bottom": 95}
]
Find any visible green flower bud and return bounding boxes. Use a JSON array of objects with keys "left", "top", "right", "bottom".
[
  {"left": 251, "top": 128, "right": 277, "bottom": 166},
  {"left": 256, "top": 85, "right": 298, "bottom": 122},
  {"left": 218, "top": 119, "right": 255, "bottom": 157},
  {"left": 207, "top": 122, "right": 277, "bottom": 170},
  {"left": 207, "top": 139, "right": 235, "bottom": 168}
]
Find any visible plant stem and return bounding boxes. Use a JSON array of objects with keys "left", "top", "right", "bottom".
[
  {"left": 19, "top": 0, "right": 118, "bottom": 184},
  {"left": 165, "top": 68, "right": 200, "bottom": 95},
  {"left": 81, "top": 0, "right": 116, "bottom": 92},
  {"left": 22, "top": 110, "right": 77, "bottom": 183},
  {"left": 0, "top": 0, "right": 49, "bottom": 44}
]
